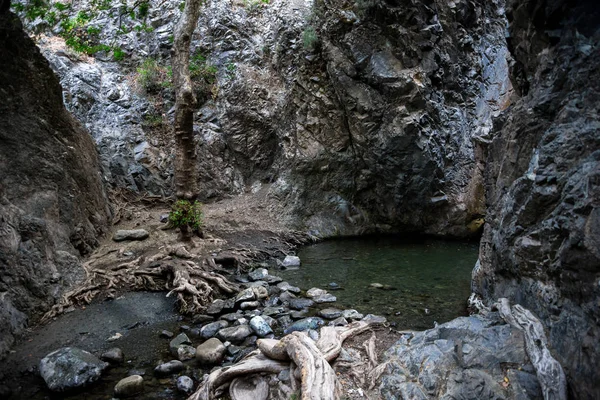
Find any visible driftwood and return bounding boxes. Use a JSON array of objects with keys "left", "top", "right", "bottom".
[
  {"left": 229, "top": 376, "right": 270, "bottom": 400},
  {"left": 189, "top": 352, "right": 288, "bottom": 400},
  {"left": 189, "top": 320, "right": 382, "bottom": 400},
  {"left": 495, "top": 298, "right": 567, "bottom": 400}
]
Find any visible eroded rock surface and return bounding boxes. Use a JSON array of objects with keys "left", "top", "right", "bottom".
[
  {"left": 0, "top": 11, "right": 110, "bottom": 358},
  {"left": 473, "top": 0, "right": 600, "bottom": 398},
  {"left": 24, "top": 0, "right": 511, "bottom": 237},
  {"left": 379, "top": 315, "right": 542, "bottom": 399}
]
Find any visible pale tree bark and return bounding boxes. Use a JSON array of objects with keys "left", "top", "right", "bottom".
[{"left": 172, "top": 0, "right": 203, "bottom": 200}]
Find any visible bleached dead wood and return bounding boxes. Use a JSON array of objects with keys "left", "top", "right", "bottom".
[
  {"left": 189, "top": 352, "right": 288, "bottom": 400},
  {"left": 496, "top": 298, "right": 567, "bottom": 400},
  {"left": 229, "top": 376, "right": 270, "bottom": 400},
  {"left": 189, "top": 319, "right": 382, "bottom": 400}
]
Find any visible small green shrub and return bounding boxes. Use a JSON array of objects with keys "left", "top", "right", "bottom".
[
  {"left": 113, "top": 46, "right": 125, "bottom": 61},
  {"left": 136, "top": 58, "right": 170, "bottom": 93},
  {"left": 302, "top": 26, "right": 318, "bottom": 50},
  {"left": 169, "top": 200, "right": 204, "bottom": 231}
]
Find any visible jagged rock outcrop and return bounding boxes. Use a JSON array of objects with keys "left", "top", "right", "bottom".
[
  {"left": 0, "top": 11, "right": 110, "bottom": 358},
  {"left": 473, "top": 0, "right": 600, "bottom": 398},
  {"left": 25, "top": 0, "right": 511, "bottom": 237}
]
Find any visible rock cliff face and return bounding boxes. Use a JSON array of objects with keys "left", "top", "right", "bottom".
[
  {"left": 473, "top": 0, "right": 600, "bottom": 398},
  {"left": 0, "top": 11, "right": 110, "bottom": 357},
  {"left": 28, "top": 0, "right": 511, "bottom": 237}
]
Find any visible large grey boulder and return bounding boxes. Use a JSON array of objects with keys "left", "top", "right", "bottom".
[
  {"left": 39, "top": 347, "right": 109, "bottom": 392},
  {"left": 379, "top": 315, "right": 541, "bottom": 399}
]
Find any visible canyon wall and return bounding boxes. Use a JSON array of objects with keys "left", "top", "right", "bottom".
[
  {"left": 474, "top": 0, "right": 600, "bottom": 397},
  {"left": 26, "top": 0, "right": 511, "bottom": 237},
  {"left": 0, "top": 10, "right": 110, "bottom": 357}
]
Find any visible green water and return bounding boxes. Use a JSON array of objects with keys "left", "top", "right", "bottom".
[{"left": 279, "top": 236, "right": 479, "bottom": 330}]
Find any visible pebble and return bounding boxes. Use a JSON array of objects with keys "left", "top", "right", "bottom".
[
  {"left": 329, "top": 317, "right": 349, "bottom": 326},
  {"left": 200, "top": 320, "right": 229, "bottom": 339},
  {"left": 342, "top": 309, "right": 364, "bottom": 320},
  {"left": 284, "top": 317, "right": 325, "bottom": 334},
  {"left": 154, "top": 360, "right": 185, "bottom": 376},
  {"left": 176, "top": 376, "right": 194, "bottom": 394},
  {"left": 101, "top": 347, "right": 124, "bottom": 364},
  {"left": 313, "top": 293, "right": 337, "bottom": 303},
  {"left": 279, "top": 291, "right": 297, "bottom": 302},
  {"left": 39, "top": 347, "right": 108, "bottom": 392},
  {"left": 290, "top": 310, "right": 308, "bottom": 320},
  {"left": 248, "top": 268, "right": 269, "bottom": 281},
  {"left": 249, "top": 316, "right": 273, "bottom": 337},
  {"left": 319, "top": 308, "right": 342, "bottom": 319},
  {"left": 169, "top": 333, "right": 192, "bottom": 356},
  {"left": 113, "top": 229, "right": 149, "bottom": 242},
  {"left": 235, "top": 288, "right": 256, "bottom": 303},
  {"left": 262, "top": 306, "right": 286, "bottom": 317},
  {"left": 282, "top": 255, "right": 301, "bottom": 267},
  {"left": 217, "top": 325, "right": 253, "bottom": 344},
  {"left": 160, "top": 330, "right": 174, "bottom": 339},
  {"left": 277, "top": 282, "right": 301, "bottom": 294},
  {"left": 306, "top": 288, "right": 327, "bottom": 298},
  {"left": 177, "top": 345, "right": 196, "bottom": 361},
  {"left": 240, "top": 301, "right": 261, "bottom": 310},
  {"left": 114, "top": 375, "right": 144, "bottom": 397}
]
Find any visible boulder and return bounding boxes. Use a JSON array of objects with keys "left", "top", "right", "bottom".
[
  {"left": 112, "top": 229, "right": 149, "bottom": 242},
  {"left": 379, "top": 315, "right": 540, "bottom": 399},
  {"left": 39, "top": 347, "right": 108, "bottom": 392},
  {"left": 196, "top": 338, "right": 226, "bottom": 365},
  {"left": 114, "top": 375, "right": 144, "bottom": 397}
]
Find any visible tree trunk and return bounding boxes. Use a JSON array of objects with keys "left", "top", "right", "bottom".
[{"left": 172, "top": 0, "right": 202, "bottom": 200}]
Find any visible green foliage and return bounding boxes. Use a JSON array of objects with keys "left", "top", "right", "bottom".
[
  {"left": 244, "top": 0, "right": 268, "bottom": 13},
  {"left": 136, "top": 58, "right": 170, "bottom": 93},
  {"left": 302, "top": 26, "right": 319, "bottom": 50},
  {"left": 169, "top": 200, "right": 204, "bottom": 231},
  {"left": 143, "top": 112, "right": 163, "bottom": 127},
  {"left": 13, "top": 0, "right": 154, "bottom": 55},
  {"left": 112, "top": 46, "right": 125, "bottom": 61},
  {"left": 178, "top": 1, "right": 186, "bottom": 11}
]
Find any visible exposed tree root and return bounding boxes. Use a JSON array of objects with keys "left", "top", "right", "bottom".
[
  {"left": 189, "top": 320, "right": 382, "bottom": 400},
  {"left": 41, "top": 249, "right": 239, "bottom": 323}
]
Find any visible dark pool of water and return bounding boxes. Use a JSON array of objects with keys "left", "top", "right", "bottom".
[{"left": 278, "top": 236, "right": 479, "bottom": 330}]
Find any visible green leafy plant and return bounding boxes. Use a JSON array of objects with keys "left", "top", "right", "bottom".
[
  {"left": 136, "top": 58, "right": 171, "bottom": 93},
  {"left": 169, "top": 200, "right": 204, "bottom": 231},
  {"left": 302, "top": 26, "right": 318, "bottom": 50},
  {"left": 112, "top": 46, "right": 125, "bottom": 61}
]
